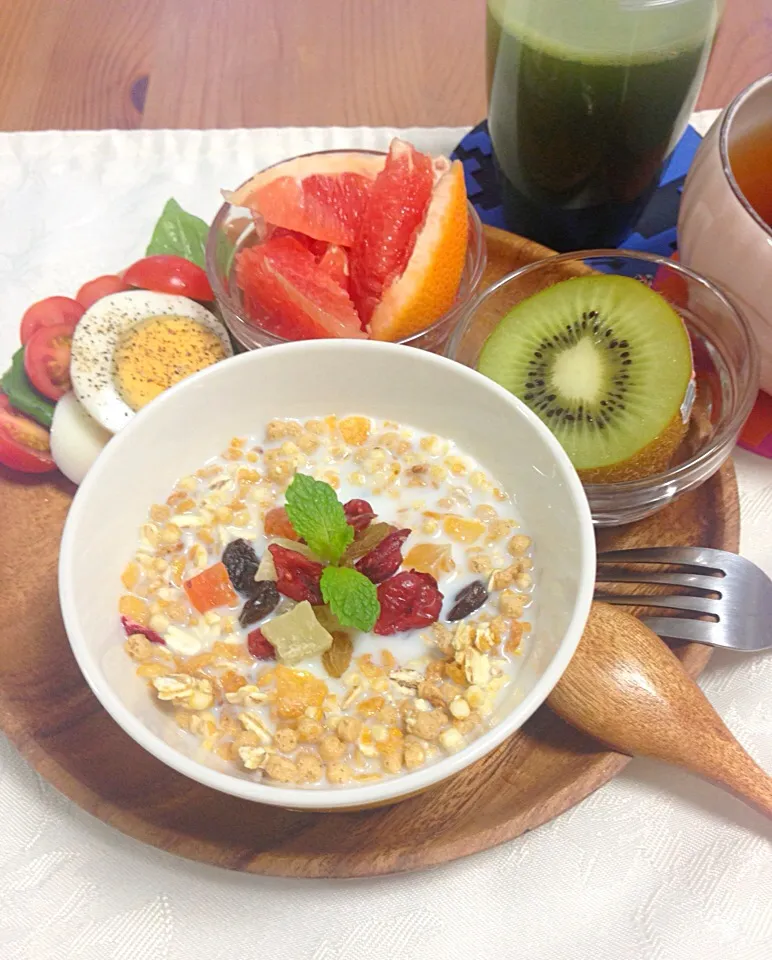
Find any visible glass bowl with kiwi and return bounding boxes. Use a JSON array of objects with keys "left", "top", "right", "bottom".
[{"left": 446, "top": 251, "right": 759, "bottom": 525}]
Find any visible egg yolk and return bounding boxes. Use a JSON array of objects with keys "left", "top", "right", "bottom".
[{"left": 114, "top": 315, "right": 227, "bottom": 411}]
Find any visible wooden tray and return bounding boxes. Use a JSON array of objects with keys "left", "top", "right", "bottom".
[{"left": 0, "top": 226, "right": 739, "bottom": 878}]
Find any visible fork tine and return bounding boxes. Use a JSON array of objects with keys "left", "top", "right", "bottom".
[
  {"left": 594, "top": 570, "right": 723, "bottom": 591},
  {"left": 594, "top": 593, "right": 722, "bottom": 615},
  {"left": 639, "top": 616, "right": 723, "bottom": 645},
  {"left": 597, "top": 547, "right": 726, "bottom": 572}
]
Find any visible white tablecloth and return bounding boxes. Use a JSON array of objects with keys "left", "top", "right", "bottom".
[{"left": 1, "top": 120, "right": 770, "bottom": 960}]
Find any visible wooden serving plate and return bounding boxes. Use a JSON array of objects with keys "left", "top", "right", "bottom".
[{"left": 0, "top": 226, "right": 739, "bottom": 878}]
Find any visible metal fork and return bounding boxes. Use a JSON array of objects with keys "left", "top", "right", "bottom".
[{"left": 594, "top": 547, "right": 772, "bottom": 652}]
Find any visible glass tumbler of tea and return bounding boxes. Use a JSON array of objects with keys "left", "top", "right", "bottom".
[
  {"left": 487, "top": 0, "right": 722, "bottom": 251},
  {"left": 678, "top": 73, "right": 772, "bottom": 397}
]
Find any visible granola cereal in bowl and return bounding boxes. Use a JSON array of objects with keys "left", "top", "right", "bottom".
[
  {"left": 119, "top": 416, "right": 537, "bottom": 787},
  {"left": 59, "top": 341, "right": 594, "bottom": 809}
]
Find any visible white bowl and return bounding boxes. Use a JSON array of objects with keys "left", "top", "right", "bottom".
[{"left": 59, "top": 341, "right": 595, "bottom": 811}]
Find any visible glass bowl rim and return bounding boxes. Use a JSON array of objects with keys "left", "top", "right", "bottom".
[
  {"left": 447, "top": 247, "right": 760, "bottom": 494},
  {"left": 205, "top": 147, "right": 487, "bottom": 348}
]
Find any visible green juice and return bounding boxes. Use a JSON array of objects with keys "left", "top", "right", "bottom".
[{"left": 487, "top": 0, "right": 718, "bottom": 250}]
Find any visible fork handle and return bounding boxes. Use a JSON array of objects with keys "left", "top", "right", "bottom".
[{"left": 548, "top": 603, "right": 772, "bottom": 820}]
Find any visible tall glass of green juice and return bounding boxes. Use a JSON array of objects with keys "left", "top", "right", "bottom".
[{"left": 487, "top": 0, "right": 722, "bottom": 251}]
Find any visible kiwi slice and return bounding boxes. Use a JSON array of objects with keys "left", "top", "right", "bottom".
[{"left": 477, "top": 275, "right": 694, "bottom": 483}]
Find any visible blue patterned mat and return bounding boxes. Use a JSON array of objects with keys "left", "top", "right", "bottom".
[{"left": 451, "top": 120, "right": 704, "bottom": 256}]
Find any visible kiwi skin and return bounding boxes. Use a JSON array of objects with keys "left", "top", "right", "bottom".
[{"left": 577, "top": 411, "right": 687, "bottom": 484}]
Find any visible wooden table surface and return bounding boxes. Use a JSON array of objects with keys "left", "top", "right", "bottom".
[{"left": 0, "top": 0, "right": 770, "bottom": 131}]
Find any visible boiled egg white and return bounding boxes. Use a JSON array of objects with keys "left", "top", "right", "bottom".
[
  {"left": 50, "top": 391, "right": 112, "bottom": 485},
  {"left": 70, "top": 290, "right": 233, "bottom": 434}
]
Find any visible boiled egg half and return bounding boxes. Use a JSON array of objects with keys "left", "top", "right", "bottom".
[
  {"left": 50, "top": 391, "right": 112, "bottom": 485},
  {"left": 70, "top": 290, "right": 233, "bottom": 434}
]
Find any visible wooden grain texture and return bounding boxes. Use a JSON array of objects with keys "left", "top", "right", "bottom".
[
  {"left": 548, "top": 603, "right": 772, "bottom": 819},
  {"left": 0, "top": 0, "right": 769, "bottom": 131},
  {"left": 0, "top": 226, "right": 740, "bottom": 878}
]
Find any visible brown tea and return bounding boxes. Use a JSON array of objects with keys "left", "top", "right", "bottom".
[{"left": 729, "top": 122, "right": 772, "bottom": 228}]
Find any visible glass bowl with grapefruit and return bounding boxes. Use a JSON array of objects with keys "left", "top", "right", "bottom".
[{"left": 206, "top": 139, "right": 486, "bottom": 352}]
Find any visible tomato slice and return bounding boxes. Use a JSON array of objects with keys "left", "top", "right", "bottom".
[
  {"left": 124, "top": 255, "right": 214, "bottom": 301},
  {"left": 20, "top": 296, "right": 84, "bottom": 345},
  {"left": 24, "top": 323, "right": 73, "bottom": 401},
  {"left": 0, "top": 393, "right": 56, "bottom": 473},
  {"left": 76, "top": 274, "right": 130, "bottom": 309}
]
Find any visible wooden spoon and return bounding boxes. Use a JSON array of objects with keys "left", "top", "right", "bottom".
[{"left": 547, "top": 602, "right": 772, "bottom": 818}]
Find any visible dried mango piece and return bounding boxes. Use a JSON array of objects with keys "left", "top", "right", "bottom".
[
  {"left": 274, "top": 663, "right": 328, "bottom": 720},
  {"left": 403, "top": 542, "right": 455, "bottom": 579},
  {"left": 183, "top": 562, "right": 238, "bottom": 613},
  {"left": 338, "top": 416, "right": 371, "bottom": 446},
  {"left": 442, "top": 515, "right": 486, "bottom": 544}
]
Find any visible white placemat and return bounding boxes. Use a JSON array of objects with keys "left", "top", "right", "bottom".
[{"left": 1, "top": 119, "right": 770, "bottom": 960}]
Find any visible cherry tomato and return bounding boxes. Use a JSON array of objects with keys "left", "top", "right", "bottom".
[
  {"left": 0, "top": 394, "right": 56, "bottom": 473},
  {"left": 76, "top": 274, "right": 130, "bottom": 309},
  {"left": 24, "top": 323, "right": 73, "bottom": 401},
  {"left": 124, "top": 255, "right": 214, "bottom": 301},
  {"left": 20, "top": 296, "right": 84, "bottom": 345}
]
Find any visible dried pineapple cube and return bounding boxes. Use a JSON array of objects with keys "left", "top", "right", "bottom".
[{"left": 261, "top": 601, "right": 333, "bottom": 665}]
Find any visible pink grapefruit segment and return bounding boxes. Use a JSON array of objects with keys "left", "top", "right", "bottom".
[
  {"left": 227, "top": 141, "right": 469, "bottom": 343},
  {"left": 270, "top": 229, "right": 350, "bottom": 295},
  {"left": 349, "top": 140, "right": 435, "bottom": 324},
  {"left": 368, "top": 159, "right": 469, "bottom": 342},
  {"left": 224, "top": 152, "right": 385, "bottom": 246},
  {"left": 236, "top": 235, "right": 365, "bottom": 341},
  {"left": 317, "top": 244, "right": 350, "bottom": 295},
  {"left": 270, "top": 226, "right": 329, "bottom": 259}
]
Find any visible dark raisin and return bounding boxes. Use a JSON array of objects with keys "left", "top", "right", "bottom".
[
  {"left": 238, "top": 580, "right": 280, "bottom": 627},
  {"left": 222, "top": 538, "right": 259, "bottom": 595},
  {"left": 446, "top": 580, "right": 488, "bottom": 621}
]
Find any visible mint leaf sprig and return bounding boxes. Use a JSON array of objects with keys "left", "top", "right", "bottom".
[
  {"left": 285, "top": 473, "right": 379, "bottom": 632},
  {"left": 285, "top": 473, "right": 354, "bottom": 563},
  {"left": 320, "top": 566, "right": 380, "bottom": 633}
]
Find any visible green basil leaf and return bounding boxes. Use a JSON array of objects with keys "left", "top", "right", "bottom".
[
  {"left": 0, "top": 348, "right": 55, "bottom": 428},
  {"left": 146, "top": 198, "right": 209, "bottom": 269}
]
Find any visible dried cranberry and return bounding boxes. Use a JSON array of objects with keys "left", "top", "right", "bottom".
[
  {"left": 238, "top": 580, "right": 280, "bottom": 626},
  {"left": 447, "top": 580, "right": 488, "bottom": 621},
  {"left": 356, "top": 528, "right": 411, "bottom": 584},
  {"left": 247, "top": 627, "right": 276, "bottom": 660},
  {"left": 120, "top": 616, "right": 165, "bottom": 645},
  {"left": 344, "top": 498, "right": 376, "bottom": 533},
  {"left": 268, "top": 544, "right": 323, "bottom": 604},
  {"left": 222, "top": 538, "right": 260, "bottom": 595},
  {"left": 374, "top": 570, "right": 443, "bottom": 635}
]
